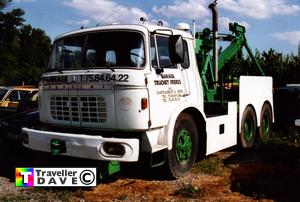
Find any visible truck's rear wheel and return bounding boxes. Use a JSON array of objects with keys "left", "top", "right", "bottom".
[
  {"left": 166, "top": 113, "right": 198, "bottom": 179},
  {"left": 240, "top": 107, "right": 257, "bottom": 149},
  {"left": 259, "top": 104, "right": 272, "bottom": 140}
]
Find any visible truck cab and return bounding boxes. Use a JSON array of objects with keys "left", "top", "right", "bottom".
[{"left": 38, "top": 24, "right": 197, "bottom": 130}]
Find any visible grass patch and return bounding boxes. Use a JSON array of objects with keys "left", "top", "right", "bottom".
[
  {"left": 193, "top": 155, "right": 225, "bottom": 176},
  {"left": 174, "top": 183, "right": 200, "bottom": 198},
  {"left": 0, "top": 194, "right": 32, "bottom": 202},
  {"left": 260, "top": 126, "right": 300, "bottom": 147},
  {"left": 4, "top": 188, "right": 74, "bottom": 202},
  {"left": 119, "top": 194, "right": 128, "bottom": 201}
]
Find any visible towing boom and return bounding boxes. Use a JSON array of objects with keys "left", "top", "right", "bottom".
[{"left": 196, "top": 2, "right": 264, "bottom": 101}]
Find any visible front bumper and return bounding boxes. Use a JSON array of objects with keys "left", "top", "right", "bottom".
[{"left": 22, "top": 128, "right": 139, "bottom": 162}]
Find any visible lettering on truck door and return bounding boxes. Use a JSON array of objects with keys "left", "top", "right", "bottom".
[{"left": 147, "top": 34, "right": 189, "bottom": 128}]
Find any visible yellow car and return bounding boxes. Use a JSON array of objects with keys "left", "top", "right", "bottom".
[{"left": 0, "top": 86, "right": 38, "bottom": 112}]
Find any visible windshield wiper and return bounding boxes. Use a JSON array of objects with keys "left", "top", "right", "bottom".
[
  {"left": 105, "top": 62, "right": 115, "bottom": 72},
  {"left": 57, "top": 67, "right": 63, "bottom": 74}
]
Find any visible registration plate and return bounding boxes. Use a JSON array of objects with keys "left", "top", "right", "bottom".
[{"left": 50, "top": 139, "right": 66, "bottom": 155}]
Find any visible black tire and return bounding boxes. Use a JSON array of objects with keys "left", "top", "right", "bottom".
[
  {"left": 166, "top": 113, "right": 198, "bottom": 179},
  {"left": 240, "top": 106, "right": 257, "bottom": 149},
  {"left": 259, "top": 103, "right": 272, "bottom": 140}
]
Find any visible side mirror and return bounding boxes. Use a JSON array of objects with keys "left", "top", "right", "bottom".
[{"left": 169, "top": 35, "right": 184, "bottom": 64}]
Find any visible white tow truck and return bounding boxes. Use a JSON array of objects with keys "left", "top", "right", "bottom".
[{"left": 22, "top": 3, "right": 273, "bottom": 178}]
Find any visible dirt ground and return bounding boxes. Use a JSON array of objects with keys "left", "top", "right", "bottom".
[{"left": 0, "top": 138, "right": 299, "bottom": 202}]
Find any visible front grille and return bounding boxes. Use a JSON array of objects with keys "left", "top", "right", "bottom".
[{"left": 50, "top": 96, "right": 107, "bottom": 123}]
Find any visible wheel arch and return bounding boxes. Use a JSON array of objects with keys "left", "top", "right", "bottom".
[
  {"left": 182, "top": 107, "right": 207, "bottom": 158},
  {"left": 254, "top": 100, "right": 274, "bottom": 128},
  {"left": 165, "top": 103, "right": 206, "bottom": 154}
]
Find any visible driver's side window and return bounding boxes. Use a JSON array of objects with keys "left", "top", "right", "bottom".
[{"left": 150, "top": 35, "right": 176, "bottom": 69}]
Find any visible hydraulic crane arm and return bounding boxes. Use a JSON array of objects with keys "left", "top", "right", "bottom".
[
  {"left": 195, "top": 22, "right": 265, "bottom": 101},
  {"left": 195, "top": 1, "right": 265, "bottom": 102},
  {"left": 218, "top": 22, "right": 265, "bottom": 76}
]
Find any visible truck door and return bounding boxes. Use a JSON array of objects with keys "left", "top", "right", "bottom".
[{"left": 147, "top": 34, "right": 190, "bottom": 128}]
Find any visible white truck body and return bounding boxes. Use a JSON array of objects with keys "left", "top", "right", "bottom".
[{"left": 22, "top": 23, "right": 273, "bottom": 174}]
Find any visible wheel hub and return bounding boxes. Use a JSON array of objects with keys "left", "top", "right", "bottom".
[
  {"left": 262, "top": 113, "right": 270, "bottom": 137},
  {"left": 176, "top": 129, "right": 192, "bottom": 164},
  {"left": 245, "top": 118, "right": 253, "bottom": 142}
]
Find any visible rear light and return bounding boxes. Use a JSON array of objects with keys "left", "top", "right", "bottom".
[{"left": 141, "top": 98, "right": 148, "bottom": 110}]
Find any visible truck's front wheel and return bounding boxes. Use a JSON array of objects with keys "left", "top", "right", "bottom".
[{"left": 166, "top": 113, "right": 198, "bottom": 179}]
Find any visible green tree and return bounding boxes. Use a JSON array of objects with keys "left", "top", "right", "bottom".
[
  {"left": 260, "top": 49, "right": 300, "bottom": 87},
  {"left": 220, "top": 47, "right": 299, "bottom": 87},
  {"left": 15, "top": 24, "right": 51, "bottom": 84},
  {"left": 0, "top": 0, "right": 51, "bottom": 86},
  {"left": 0, "top": 0, "right": 25, "bottom": 84}
]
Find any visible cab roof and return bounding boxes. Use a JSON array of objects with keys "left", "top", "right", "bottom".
[{"left": 55, "top": 23, "right": 193, "bottom": 41}]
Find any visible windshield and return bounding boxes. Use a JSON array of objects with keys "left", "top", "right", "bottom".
[
  {"left": 48, "top": 31, "right": 145, "bottom": 71},
  {"left": 0, "top": 89, "right": 8, "bottom": 101}
]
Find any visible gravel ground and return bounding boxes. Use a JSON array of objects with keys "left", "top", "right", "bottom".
[{"left": 0, "top": 139, "right": 299, "bottom": 201}]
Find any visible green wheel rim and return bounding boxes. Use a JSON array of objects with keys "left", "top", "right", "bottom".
[
  {"left": 176, "top": 129, "right": 192, "bottom": 164},
  {"left": 262, "top": 113, "right": 270, "bottom": 138},
  {"left": 244, "top": 117, "right": 254, "bottom": 142}
]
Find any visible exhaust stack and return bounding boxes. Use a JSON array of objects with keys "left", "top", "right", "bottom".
[{"left": 209, "top": 1, "right": 218, "bottom": 86}]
